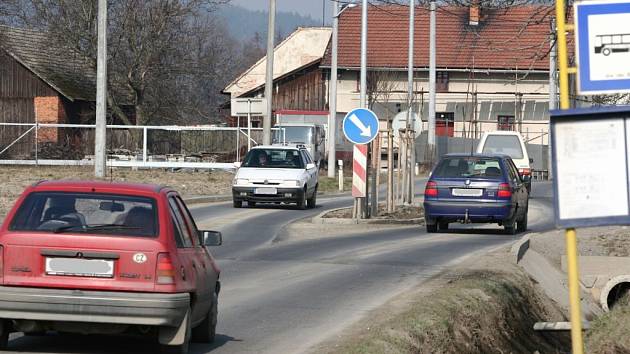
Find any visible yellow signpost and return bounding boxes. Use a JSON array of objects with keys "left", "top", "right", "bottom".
[{"left": 555, "top": 0, "right": 584, "bottom": 353}]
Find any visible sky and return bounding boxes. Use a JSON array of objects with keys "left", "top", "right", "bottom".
[{"left": 231, "top": 0, "right": 331, "bottom": 25}]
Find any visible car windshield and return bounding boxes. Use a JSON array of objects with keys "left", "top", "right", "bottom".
[
  {"left": 9, "top": 192, "right": 158, "bottom": 237},
  {"left": 481, "top": 135, "right": 524, "bottom": 159},
  {"left": 273, "top": 127, "right": 313, "bottom": 144},
  {"left": 241, "top": 148, "right": 305, "bottom": 169},
  {"left": 433, "top": 157, "right": 504, "bottom": 179}
]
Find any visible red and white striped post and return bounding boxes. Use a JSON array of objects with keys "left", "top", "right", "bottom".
[{"left": 352, "top": 144, "right": 368, "bottom": 197}]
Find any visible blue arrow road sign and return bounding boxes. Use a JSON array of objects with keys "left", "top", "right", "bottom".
[
  {"left": 575, "top": 0, "right": 630, "bottom": 95},
  {"left": 342, "top": 108, "right": 379, "bottom": 145}
]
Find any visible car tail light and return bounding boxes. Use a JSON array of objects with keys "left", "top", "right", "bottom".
[
  {"left": 519, "top": 168, "right": 531, "bottom": 176},
  {"left": 156, "top": 253, "right": 176, "bottom": 285},
  {"left": 0, "top": 245, "right": 3, "bottom": 283},
  {"left": 498, "top": 183, "right": 512, "bottom": 198},
  {"left": 425, "top": 181, "right": 438, "bottom": 197}
]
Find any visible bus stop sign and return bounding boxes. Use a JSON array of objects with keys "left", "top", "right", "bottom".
[{"left": 575, "top": 0, "right": 630, "bottom": 95}]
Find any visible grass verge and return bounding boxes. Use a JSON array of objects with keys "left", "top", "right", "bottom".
[
  {"left": 327, "top": 270, "right": 569, "bottom": 354},
  {"left": 586, "top": 296, "right": 630, "bottom": 354}
]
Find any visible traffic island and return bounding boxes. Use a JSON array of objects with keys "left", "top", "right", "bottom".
[{"left": 312, "top": 204, "right": 424, "bottom": 225}]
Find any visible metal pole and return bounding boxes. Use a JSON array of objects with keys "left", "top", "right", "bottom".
[
  {"left": 263, "top": 0, "right": 276, "bottom": 146},
  {"left": 142, "top": 127, "right": 147, "bottom": 164},
  {"left": 247, "top": 99, "right": 252, "bottom": 151},
  {"left": 427, "top": 0, "right": 436, "bottom": 160},
  {"left": 236, "top": 116, "right": 240, "bottom": 161},
  {"left": 555, "top": 0, "right": 583, "bottom": 352},
  {"left": 94, "top": 0, "right": 107, "bottom": 177},
  {"left": 360, "top": 0, "right": 367, "bottom": 108},
  {"left": 407, "top": 0, "right": 416, "bottom": 205},
  {"left": 549, "top": 17, "right": 557, "bottom": 179},
  {"left": 328, "top": 0, "right": 340, "bottom": 178}
]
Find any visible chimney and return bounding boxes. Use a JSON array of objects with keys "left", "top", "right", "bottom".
[{"left": 469, "top": 0, "right": 480, "bottom": 26}]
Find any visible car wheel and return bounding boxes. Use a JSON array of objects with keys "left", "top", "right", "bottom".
[
  {"left": 307, "top": 187, "right": 317, "bottom": 209},
  {"left": 233, "top": 200, "right": 242, "bottom": 208},
  {"left": 248, "top": 201, "right": 256, "bottom": 208},
  {"left": 297, "top": 188, "right": 307, "bottom": 210},
  {"left": 160, "top": 308, "right": 191, "bottom": 354},
  {"left": 426, "top": 223, "right": 438, "bottom": 233},
  {"left": 603, "top": 47, "right": 611, "bottom": 56},
  {"left": 504, "top": 219, "right": 517, "bottom": 235},
  {"left": 192, "top": 292, "right": 218, "bottom": 343},
  {"left": 0, "top": 320, "right": 11, "bottom": 350},
  {"left": 517, "top": 207, "right": 529, "bottom": 233},
  {"left": 438, "top": 221, "right": 449, "bottom": 231}
]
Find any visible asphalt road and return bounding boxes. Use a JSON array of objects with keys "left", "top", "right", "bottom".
[{"left": 6, "top": 180, "right": 555, "bottom": 354}]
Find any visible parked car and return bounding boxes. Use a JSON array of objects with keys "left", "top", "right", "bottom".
[
  {"left": 0, "top": 181, "right": 222, "bottom": 353},
  {"left": 476, "top": 131, "right": 533, "bottom": 193},
  {"left": 423, "top": 154, "right": 529, "bottom": 234},
  {"left": 232, "top": 145, "right": 319, "bottom": 209}
]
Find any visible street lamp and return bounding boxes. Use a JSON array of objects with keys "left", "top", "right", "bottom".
[{"left": 328, "top": 1, "right": 357, "bottom": 178}]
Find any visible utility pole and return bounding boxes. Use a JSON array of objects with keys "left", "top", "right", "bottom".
[
  {"left": 263, "top": 0, "right": 276, "bottom": 146},
  {"left": 406, "top": 0, "right": 415, "bottom": 205},
  {"left": 549, "top": 17, "right": 557, "bottom": 180},
  {"left": 328, "top": 1, "right": 340, "bottom": 179},
  {"left": 427, "top": 0, "right": 437, "bottom": 163},
  {"left": 359, "top": 0, "right": 368, "bottom": 218},
  {"left": 94, "top": 0, "right": 107, "bottom": 178}
]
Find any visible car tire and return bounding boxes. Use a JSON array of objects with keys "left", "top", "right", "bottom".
[
  {"left": 233, "top": 200, "right": 242, "bottom": 208},
  {"left": 517, "top": 206, "right": 528, "bottom": 233},
  {"left": 307, "top": 186, "right": 317, "bottom": 209},
  {"left": 426, "top": 223, "right": 438, "bottom": 233},
  {"left": 248, "top": 201, "right": 256, "bottom": 208},
  {"left": 603, "top": 47, "right": 611, "bottom": 56},
  {"left": 438, "top": 221, "right": 449, "bottom": 231},
  {"left": 0, "top": 320, "right": 10, "bottom": 350},
  {"left": 192, "top": 292, "right": 218, "bottom": 343},
  {"left": 504, "top": 219, "right": 517, "bottom": 235},
  {"left": 160, "top": 308, "right": 191, "bottom": 354},
  {"left": 297, "top": 188, "right": 307, "bottom": 210}
]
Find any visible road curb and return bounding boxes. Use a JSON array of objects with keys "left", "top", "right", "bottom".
[
  {"left": 511, "top": 233, "right": 532, "bottom": 264},
  {"left": 312, "top": 207, "right": 424, "bottom": 225},
  {"left": 183, "top": 195, "right": 232, "bottom": 205}
]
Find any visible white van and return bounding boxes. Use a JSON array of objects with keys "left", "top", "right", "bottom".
[{"left": 476, "top": 131, "right": 533, "bottom": 192}]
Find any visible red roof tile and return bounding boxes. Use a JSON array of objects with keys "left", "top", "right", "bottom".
[{"left": 322, "top": 4, "right": 558, "bottom": 71}]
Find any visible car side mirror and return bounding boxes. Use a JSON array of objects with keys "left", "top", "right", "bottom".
[
  {"left": 200, "top": 230, "right": 222, "bottom": 246},
  {"left": 521, "top": 174, "right": 532, "bottom": 183},
  {"left": 233, "top": 161, "right": 241, "bottom": 168},
  {"left": 306, "top": 163, "right": 316, "bottom": 170}
]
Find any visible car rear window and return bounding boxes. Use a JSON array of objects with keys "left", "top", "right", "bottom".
[
  {"left": 481, "top": 135, "right": 524, "bottom": 159},
  {"left": 241, "top": 148, "right": 304, "bottom": 169},
  {"left": 9, "top": 192, "right": 158, "bottom": 237},
  {"left": 433, "top": 157, "right": 504, "bottom": 179}
]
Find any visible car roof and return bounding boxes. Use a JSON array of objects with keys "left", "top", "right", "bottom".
[
  {"left": 443, "top": 153, "right": 511, "bottom": 159},
  {"left": 252, "top": 145, "right": 301, "bottom": 151},
  {"left": 480, "top": 130, "right": 524, "bottom": 137},
  {"left": 30, "top": 180, "right": 170, "bottom": 195}
]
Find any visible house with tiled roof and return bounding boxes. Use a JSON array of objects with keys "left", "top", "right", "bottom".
[{"left": 226, "top": 4, "right": 558, "bottom": 166}]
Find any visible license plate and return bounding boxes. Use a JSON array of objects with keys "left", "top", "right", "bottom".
[
  {"left": 452, "top": 188, "right": 483, "bottom": 197},
  {"left": 45, "top": 257, "right": 114, "bottom": 278},
  {"left": 255, "top": 187, "right": 277, "bottom": 195}
]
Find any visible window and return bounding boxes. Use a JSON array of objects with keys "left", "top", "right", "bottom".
[
  {"left": 481, "top": 135, "right": 524, "bottom": 160},
  {"left": 169, "top": 197, "right": 193, "bottom": 248},
  {"left": 433, "top": 157, "right": 503, "bottom": 179},
  {"left": 436, "top": 112, "right": 454, "bottom": 137},
  {"left": 175, "top": 197, "right": 200, "bottom": 247},
  {"left": 437, "top": 71, "right": 449, "bottom": 93},
  {"left": 497, "top": 115, "right": 515, "bottom": 131},
  {"left": 242, "top": 148, "right": 305, "bottom": 169},
  {"left": 10, "top": 192, "right": 158, "bottom": 237}
]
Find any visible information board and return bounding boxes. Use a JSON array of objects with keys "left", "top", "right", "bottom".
[{"left": 551, "top": 106, "right": 630, "bottom": 228}]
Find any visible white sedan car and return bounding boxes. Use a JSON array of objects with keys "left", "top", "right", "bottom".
[{"left": 232, "top": 145, "right": 319, "bottom": 209}]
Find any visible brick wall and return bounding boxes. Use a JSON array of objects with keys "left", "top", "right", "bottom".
[{"left": 34, "top": 96, "right": 66, "bottom": 143}]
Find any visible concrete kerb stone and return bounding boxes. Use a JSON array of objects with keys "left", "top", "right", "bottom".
[
  {"left": 511, "top": 232, "right": 532, "bottom": 264},
  {"left": 183, "top": 195, "right": 232, "bottom": 205}
]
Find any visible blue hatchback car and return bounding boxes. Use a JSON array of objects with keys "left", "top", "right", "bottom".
[{"left": 423, "top": 154, "right": 529, "bottom": 234}]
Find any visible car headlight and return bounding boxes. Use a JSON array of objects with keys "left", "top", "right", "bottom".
[
  {"left": 286, "top": 180, "right": 300, "bottom": 187},
  {"left": 234, "top": 178, "right": 249, "bottom": 185}
]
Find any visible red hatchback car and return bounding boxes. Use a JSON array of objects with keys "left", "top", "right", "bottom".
[{"left": 0, "top": 181, "right": 222, "bottom": 353}]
